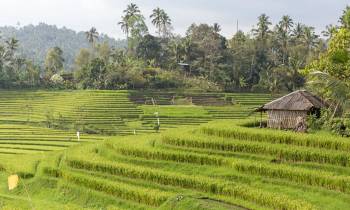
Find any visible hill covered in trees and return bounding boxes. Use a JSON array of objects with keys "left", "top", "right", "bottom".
[{"left": 0, "top": 23, "right": 126, "bottom": 68}]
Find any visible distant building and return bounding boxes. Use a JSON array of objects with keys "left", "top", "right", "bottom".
[
  {"left": 60, "top": 72, "right": 74, "bottom": 82},
  {"left": 178, "top": 63, "right": 190, "bottom": 72},
  {"left": 256, "top": 90, "right": 327, "bottom": 129}
]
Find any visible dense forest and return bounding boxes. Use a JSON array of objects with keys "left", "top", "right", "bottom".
[{"left": 0, "top": 4, "right": 349, "bottom": 96}]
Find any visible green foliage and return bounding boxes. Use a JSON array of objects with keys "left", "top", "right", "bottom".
[
  {"left": 153, "top": 70, "right": 184, "bottom": 89},
  {"left": 4, "top": 5, "right": 350, "bottom": 91},
  {"left": 0, "top": 37, "right": 41, "bottom": 88},
  {"left": 304, "top": 28, "right": 350, "bottom": 118},
  {"left": 184, "top": 76, "right": 221, "bottom": 92},
  {"left": 305, "top": 28, "right": 350, "bottom": 81},
  {"left": 44, "top": 47, "right": 64, "bottom": 78},
  {"left": 85, "top": 27, "right": 99, "bottom": 46},
  {"left": 0, "top": 4, "right": 342, "bottom": 91},
  {"left": 76, "top": 58, "right": 106, "bottom": 89},
  {"left": 0, "top": 23, "right": 125, "bottom": 69},
  {"left": 150, "top": 7, "right": 172, "bottom": 38},
  {"left": 136, "top": 34, "right": 162, "bottom": 63},
  {"left": 119, "top": 3, "right": 148, "bottom": 53},
  {"left": 340, "top": 6, "right": 350, "bottom": 29}
]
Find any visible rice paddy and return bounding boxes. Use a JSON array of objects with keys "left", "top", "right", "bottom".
[{"left": 0, "top": 90, "right": 348, "bottom": 210}]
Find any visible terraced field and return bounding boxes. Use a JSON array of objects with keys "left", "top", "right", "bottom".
[
  {"left": 136, "top": 91, "right": 275, "bottom": 129},
  {"left": 0, "top": 90, "right": 154, "bottom": 135},
  {"left": 0, "top": 89, "right": 275, "bottom": 163},
  {"left": 0, "top": 90, "right": 301, "bottom": 210},
  {"left": 0, "top": 90, "right": 274, "bottom": 134},
  {"left": 0, "top": 124, "right": 103, "bottom": 155},
  {"left": 0, "top": 90, "right": 349, "bottom": 209},
  {"left": 129, "top": 90, "right": 275, "bottom": 107},
  {"left": 5, "top": 120, "right": 348, "bottom": 210}
]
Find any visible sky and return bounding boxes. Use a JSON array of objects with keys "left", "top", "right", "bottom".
[{"left": 0, "top": 0, "right": 348, "bottom": 39}]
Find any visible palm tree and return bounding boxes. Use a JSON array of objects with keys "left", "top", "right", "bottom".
[
  {"left": 213, "top": 23, "right": 221, "bottom": 33},
  {"left": 160, "top": 12, "right": 171, "bottom": 37},
  {"left": 168, "top": 38, "right": 183, "bottom": 66},
  {"left": 182, "top": 37, "right": 193, "bottom": 63},
  {"left": 303, "top": 26, "right": 319, "bottom": 51},
  {"left": 150, "top": 7, "right": 171, "bottom": 37},
  {"left": 307, "top": 71, "right": 349, "bottom": 119},
  {"left": 118, "top": 16, "right": 130, "bottom": 41},
  {"left": 124, "top": 3, "right": 140, "bottom": 17},
  {"left": 280, "top": 15, "right": 293, "bottom": 33},
  {"left": 119, "top": 3, "right": 144, "bottom": 50},
  {"left": 253, "top": 14, "right": 272, "bottom": 42},
  {"left": 276, "top": 16, "right": 293, "bottom": 64},
  {"left": 292, "top": 23, "right": 304, "bottom": 40},
  {"left": 0, "top": 44, "right": 13, "bottom": 74},
  {"left": 13, "top": 57, "right": 25, "bottom": 76},
  {"left": 85, "top": 27, "right": 99, "bottom": 47},
  {"left": 322, "top": 24, "right": 338, "bottom": 39},
  {"left": 340, "top": 6, "right": 350, "bottom": 29},
  {"left": 3, "top": 37, "right": 19, "bottom": 62},
  {"left": 5, "top": 38, "right": 19, "bottom": 52},
  {"left": 288, "top": 56, "right": 304, "bottom": 90},
  {"left": 150, "top": 7, "right": 163, "bottom": 36}
]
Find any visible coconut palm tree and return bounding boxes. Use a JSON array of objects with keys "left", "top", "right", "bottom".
[
  {"left": 292, "top": 23, "right": 304, "bottom": 40},
  {"left": 280, "top": 15, "right": 294, "bottom": 33},
  {"left": 307, "top": 71, "right": 349, "bottom": 119},
  {"left": 182, "top": 37, "right": 193, "bottom": 63},
  {"left": 119, "top": 3, "right": 145, "bottom": 51},
  {"left": 118, "top": 16, "right": 130, "bottom": 41},
  {"left": 253, "top": 14, "right": 272, "bottom": 42},
  {"left": 275, "top": 16, "right": 293, "bottom": 64},
  {"left": 160, "top": 12, "right": 171, "bottom": 37},
  {"left": 5, "top": 38, "right": 19, "bottom": 52},
  {"left": 124, "top": 3, "right": 140, "bottom": 17},
  {"left": 213, "top": 23, "right": 221, "bottom": 34},
  {"left": 168, "top": 38, "right": 183, "bottom": 65},
  {"left": 118, "top": 3, "right": 140, "bottom": 41},
  {"left": 303, "top": 26, "right": 319, "bottom": 51},
  {"left": 322, "top": 24, "right": 338, "bottom": 39},
  {"left": 150, "top": 7, "right": 163, "bottom": 36},
  {"left": 85, "top": 27, "right": 99, "bottom": 47},
  {"left": 150, "top": 7, "right": 171, "bottom": 37}
]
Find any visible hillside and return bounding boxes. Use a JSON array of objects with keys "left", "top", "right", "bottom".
[
  {"left": 0, "top": 90, "right": 349, "bottom": 209},
  {"left": 0, "top": 90, "right": 274, "bottom": 137},
  {"left": 0, "top": 23, "right": 127, "bottom": 69}
]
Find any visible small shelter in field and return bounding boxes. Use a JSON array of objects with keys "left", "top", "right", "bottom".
[{"left": 256, "top": 90, "right": 326, "bottom": 129}]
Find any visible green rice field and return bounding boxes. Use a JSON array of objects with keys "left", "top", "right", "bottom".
[{"left": 0, "top": 90, "right": 349, "bottom": 210}]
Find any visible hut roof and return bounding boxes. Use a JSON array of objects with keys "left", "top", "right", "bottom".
[{"left": 257, "top": 90, "right": 326, "bottom": 111}]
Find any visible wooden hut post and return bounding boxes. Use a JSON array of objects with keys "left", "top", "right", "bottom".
[{"left": 260, "top": 111, "right": 263, "bottom": 128}]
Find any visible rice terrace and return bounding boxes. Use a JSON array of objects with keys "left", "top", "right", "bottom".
[{"left": 1, "top": 1, "right": 350, "bottom": 210}]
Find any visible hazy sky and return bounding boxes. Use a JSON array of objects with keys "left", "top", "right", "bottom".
[{"left": 0, "top": 0, "right": 348, "bottom": 39}]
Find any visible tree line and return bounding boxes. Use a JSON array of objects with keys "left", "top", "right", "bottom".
[{"left": 0, "top": 4, "right": 349, "bottom": 93}]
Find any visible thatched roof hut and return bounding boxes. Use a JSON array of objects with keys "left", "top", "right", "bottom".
[{"left": 256, "top": 90, "right": 326, "bottom": 129}]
